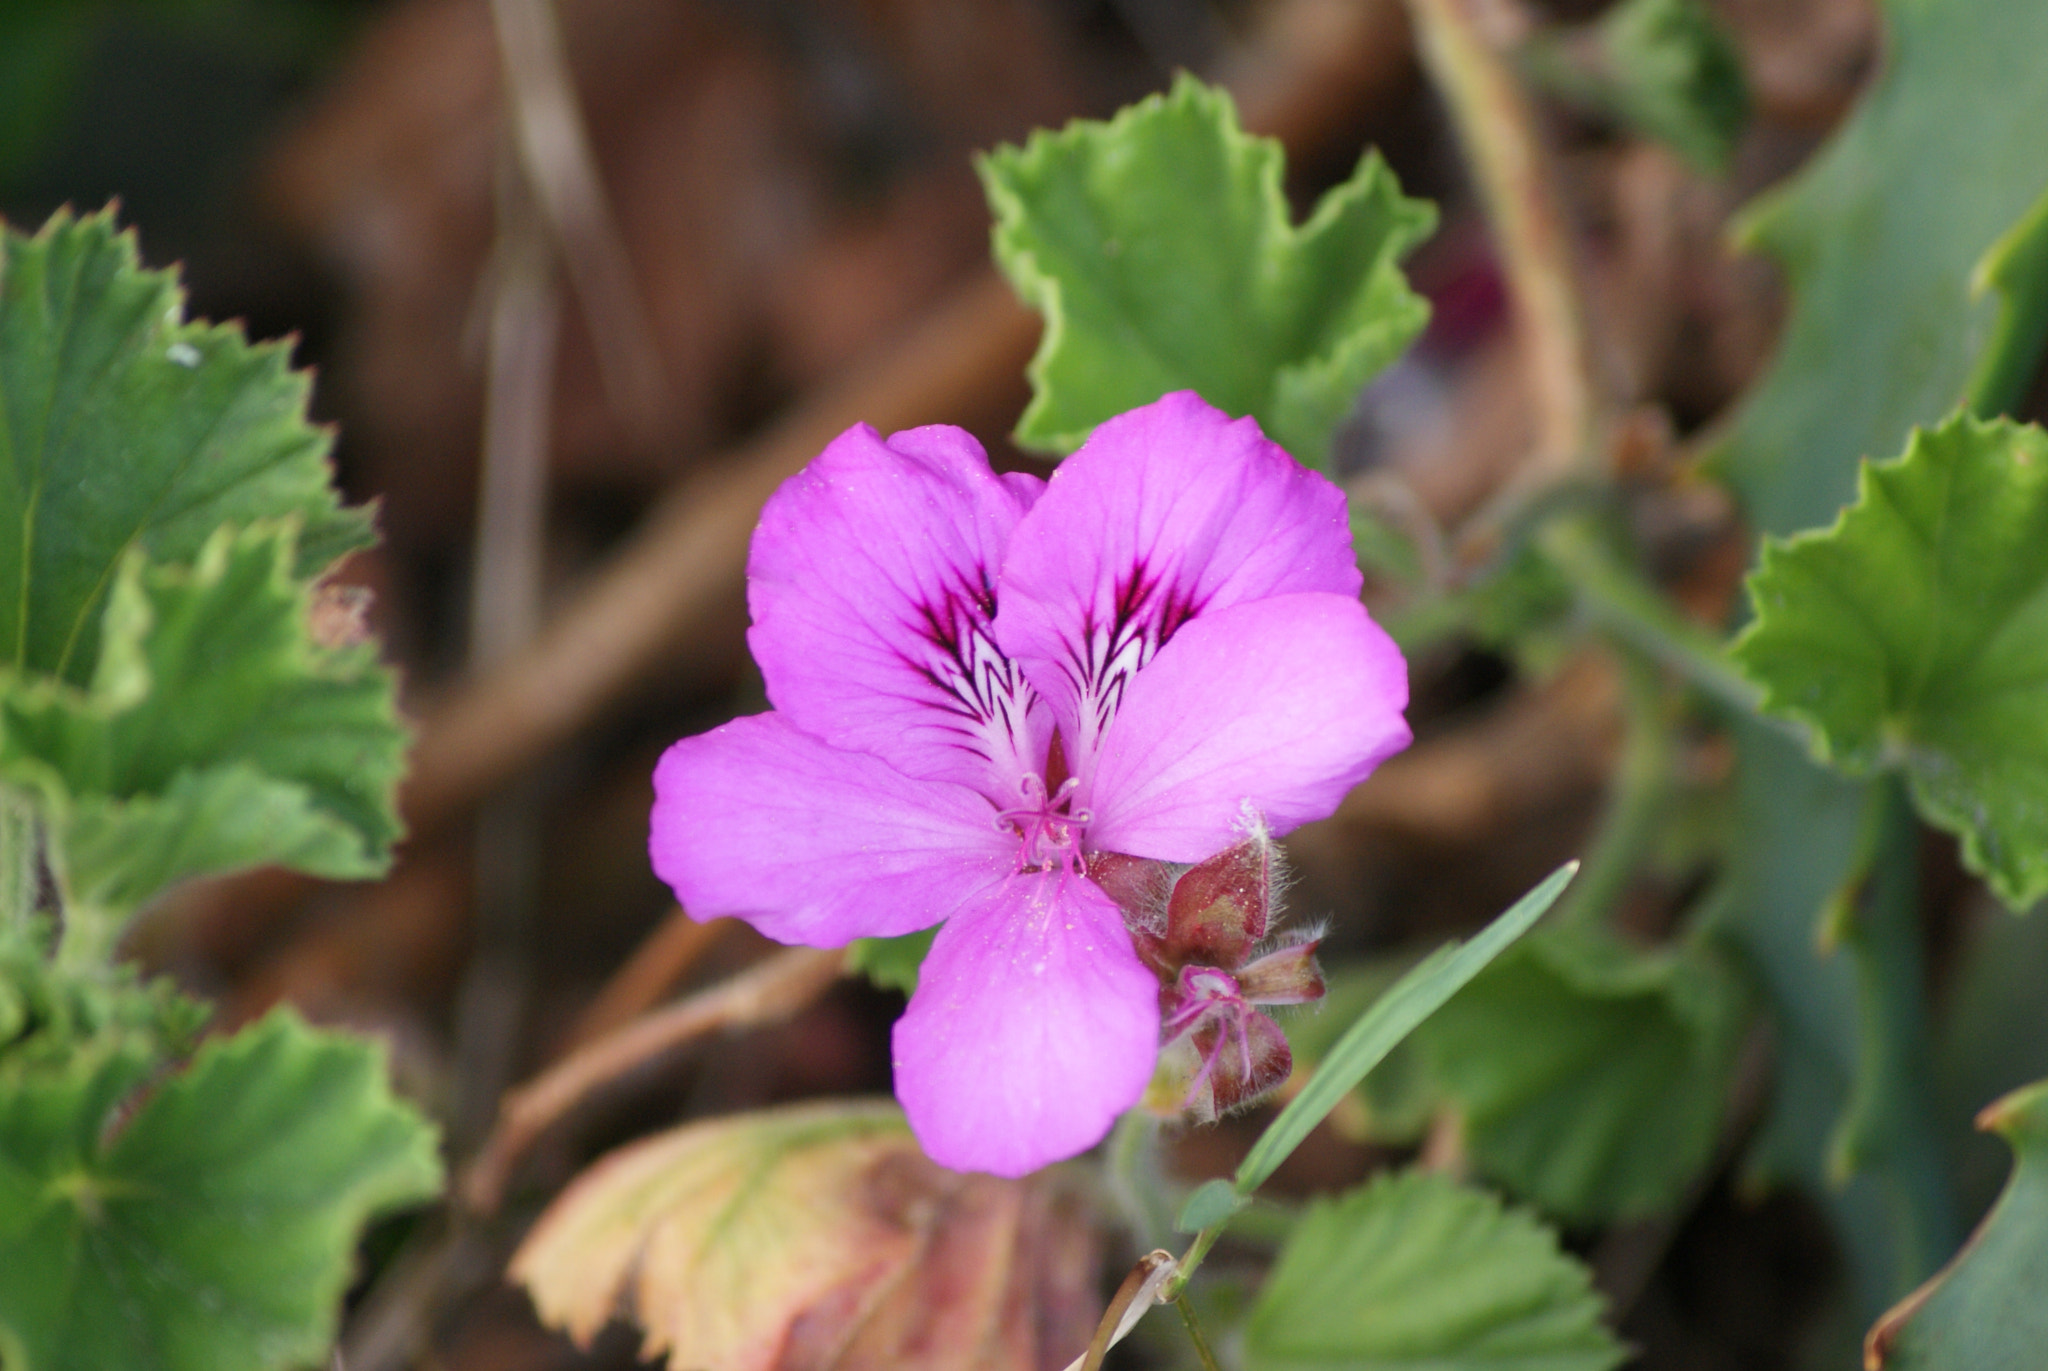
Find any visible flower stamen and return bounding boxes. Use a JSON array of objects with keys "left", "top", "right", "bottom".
[{"left": 999, "top": 770, "right": 1089, "bottom": 875}]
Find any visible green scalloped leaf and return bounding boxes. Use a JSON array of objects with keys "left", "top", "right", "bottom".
[
  {"left": 0, "top": 1007, "right": 442, "bottom": 1371},
  {"left": 1704, "top": 0, "right": 2048, "bottom": 539},
  {"left": 0, "top": 522, "right": 407, "bottom": 942},
  {"left": 0, "top": 207, "right": 371, "bottom": 687},
  {"left": 1733, "top": 416, "right": 2048, "bottom": 909},
  {"left": 1242, "top": 1169, "right": 1626, "bottom": 1371},
  {"left": 981, "top": 74, "right": 1435, "bottom": 469},
  {"left": 0, "top": 208, "right": 403, "bottom": 944},
  {"left": 1866, "top": 1079, "right": 2048, "bottom": 1369},
  {"left": 1417, "top": 926, "right": 1750, "bottom": 1223}
]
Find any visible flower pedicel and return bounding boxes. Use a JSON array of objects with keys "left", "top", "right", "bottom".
[{"left": 650, "top": 391, "right": 1410, "bottom": 1176}]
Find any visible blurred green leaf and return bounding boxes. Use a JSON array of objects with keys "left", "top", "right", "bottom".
[
  {"left": 0, "top": 5, "right": 95, "bottom": 185},
  {"left": 1865, "top": 1080, "right": 2048, "bottom": 1370},
  {"left": 1176, "top": 1177, "right": 1245, "bottom": 1234},
  {"left": 0, "top": 921, "right": 203, "bottom": 1073},
  {"left": 1287, "top": 959, "right": 1439, "bottom": 1146},
  {"left": 1525, "top": 0, "right": 1749, "bottom": 172},
  {"left": 1234, "top": 862, "right": 1575, "bottom": 1196},
  {"left": 1734, "top": 416, "right": 2048, "bottom": 909},
  {"left": 982, "top": 74, "right": 1434, "bottom": 469},
  {"left": 0, "top": 1008, "right": 441, "bottom": 1371},
  {"left": 844, "top": 926, "right": 937, "bottom": 995},
  {"left": 1705, "top": 0, "right": 2048, "bottom": 539},
  {"left": 1242, "top": 1169, "right": 1625, "bottom": 1371},
  {"left": 1417, "top": 925, "right": 1749, "bottom": 1223},
  {"left": 0, "top": 207, "right": 371, "bottom": 687},
  {"left": 1722, "top": 722, "right": 1954, "bottom": 1318},
  {"left": 0, "top": 523, "right": 406, "bottom": 945}
]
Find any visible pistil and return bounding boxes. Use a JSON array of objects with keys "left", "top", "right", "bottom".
[{"left": 998, "top": 771, "right": 1091, "bottom": 875}]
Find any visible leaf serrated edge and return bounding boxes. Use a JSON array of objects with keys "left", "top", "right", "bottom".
[
  {"left": 979, "top": 74, "right": 1432, "bottom": 459},
  {"left": 980, "top": 75, "right": 1263, "bottom": 453},
  {"left": 0, "top": 520, "right": 409, "bottom": 945},
  {"left": 1732, "top": 413, "right": 2048, "bottom": 905},
  {"left": 1245, "top": 1168, "right": 1629, "bottom": 1371},
  {"left": 1731, "top": 413, "right": 2030, "bottom": 757},
  {"left": 1, "top": 205, "right": 374, "bottom": 602}
]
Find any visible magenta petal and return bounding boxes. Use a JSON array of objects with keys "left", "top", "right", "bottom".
[
  {"left": 747, "top": 421, "right": 1050, "bottom": 802},
  {"left": 1087, "top": 593, "right": 1411, "bottom": 860},
  {"left": 650, "top": 713, "right": 1011, "bottom": 946},
  {"left": 994, "top": 392, "right": 1363, "bottom": 773},
  {"left": 891, "top": 872, "right": 1159, "bottom": 1177}
]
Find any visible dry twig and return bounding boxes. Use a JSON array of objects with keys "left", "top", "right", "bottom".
[
  {"left": 560, "top": 909, "right": 736, "bottom": 1050},
  {"left": 488, "top": 0, "right": 667, "bottom": 438},
  {"left": 463, "top": 945, "right": 845, "bottom": 1212},
  {"left": 1405, "top": 0, "right": 1612, "bottom": 518}
]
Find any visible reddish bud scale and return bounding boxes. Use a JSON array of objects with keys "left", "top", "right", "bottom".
[
  {"left": 1160, "top": 838, "right": 1271, "bottom": 966},
  {"left": 1096, "top": 831, "right": 1327, "bottom": 1122}
]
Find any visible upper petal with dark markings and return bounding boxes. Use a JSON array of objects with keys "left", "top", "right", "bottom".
[
  {"left": 993, "top": 392, "right": 1362, "bottom": 788},
  {"left": 747, "top": 422, "right": 1052, "bottom": 803}
]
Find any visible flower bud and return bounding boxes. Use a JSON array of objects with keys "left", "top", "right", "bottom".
[
  {"left": 1145, "top": 966, "right": 1294, "bottom": 1123},
  {"left": 1159, "top": 832, "right": 1275, "bottom": 966}
]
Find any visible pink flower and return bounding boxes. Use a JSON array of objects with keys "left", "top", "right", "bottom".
[{"left": 650, "top": 392, "right": 1410, "bottom": 1176}]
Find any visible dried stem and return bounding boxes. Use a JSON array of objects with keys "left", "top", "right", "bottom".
[
  {"left": 1072, "top": 1249, "right": 1179, "bottom": 1371},
  {"left": 463, "top": 945, "right": 844, "bottom": 1212},
  {"left": 561, "top": 908, "right": 736, "bottom": 1051},
  {"left": 447, "top": 150, "right": 559, "bottom": 1152},
  {"left": 488, "top": 0, "right": 667, "bottom": 439},
  {"left": 1406, "top": 0, "right": 1608, "bottom": 503},
  {"left": 468, "top": 155, "right": 559, "bottom": 673}
]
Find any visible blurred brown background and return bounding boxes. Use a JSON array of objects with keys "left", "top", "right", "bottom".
[{"left": 2, "top": 0, "right": 1886, "bottom": 1365}]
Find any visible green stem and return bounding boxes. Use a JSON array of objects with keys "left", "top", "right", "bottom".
[
  {"left": 1536, "top": 517, "right": 1776, "bottom": 724},
  {"left": 1163, "top": 1224, "right": 1224, "bottom": 1302},
  {"left": 1555, "top": 647, "right": 1671, "bottom": 929},
  {"left": 1963, "top": 183, "right": 2048, "bottom": 418},
  {"left": 1174, "top": 1293, "right": 1224, "bottom": 1371},
  {"left": 1824, "top": 779, "right": 1960, "bottom": 1290}
]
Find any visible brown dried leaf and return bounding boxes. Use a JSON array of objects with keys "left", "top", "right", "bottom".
[{"left": 511, "top": 1099, "right": 1099, "bottom": 1371}]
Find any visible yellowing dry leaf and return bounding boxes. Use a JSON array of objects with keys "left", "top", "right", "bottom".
[{"left": 511, "top": 1098, "right": 1099, "bottom": 1371}]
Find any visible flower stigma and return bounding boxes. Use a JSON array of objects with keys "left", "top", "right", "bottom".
[{"left": 997, "top": 770, "right": 1091, "bottom": 875}]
